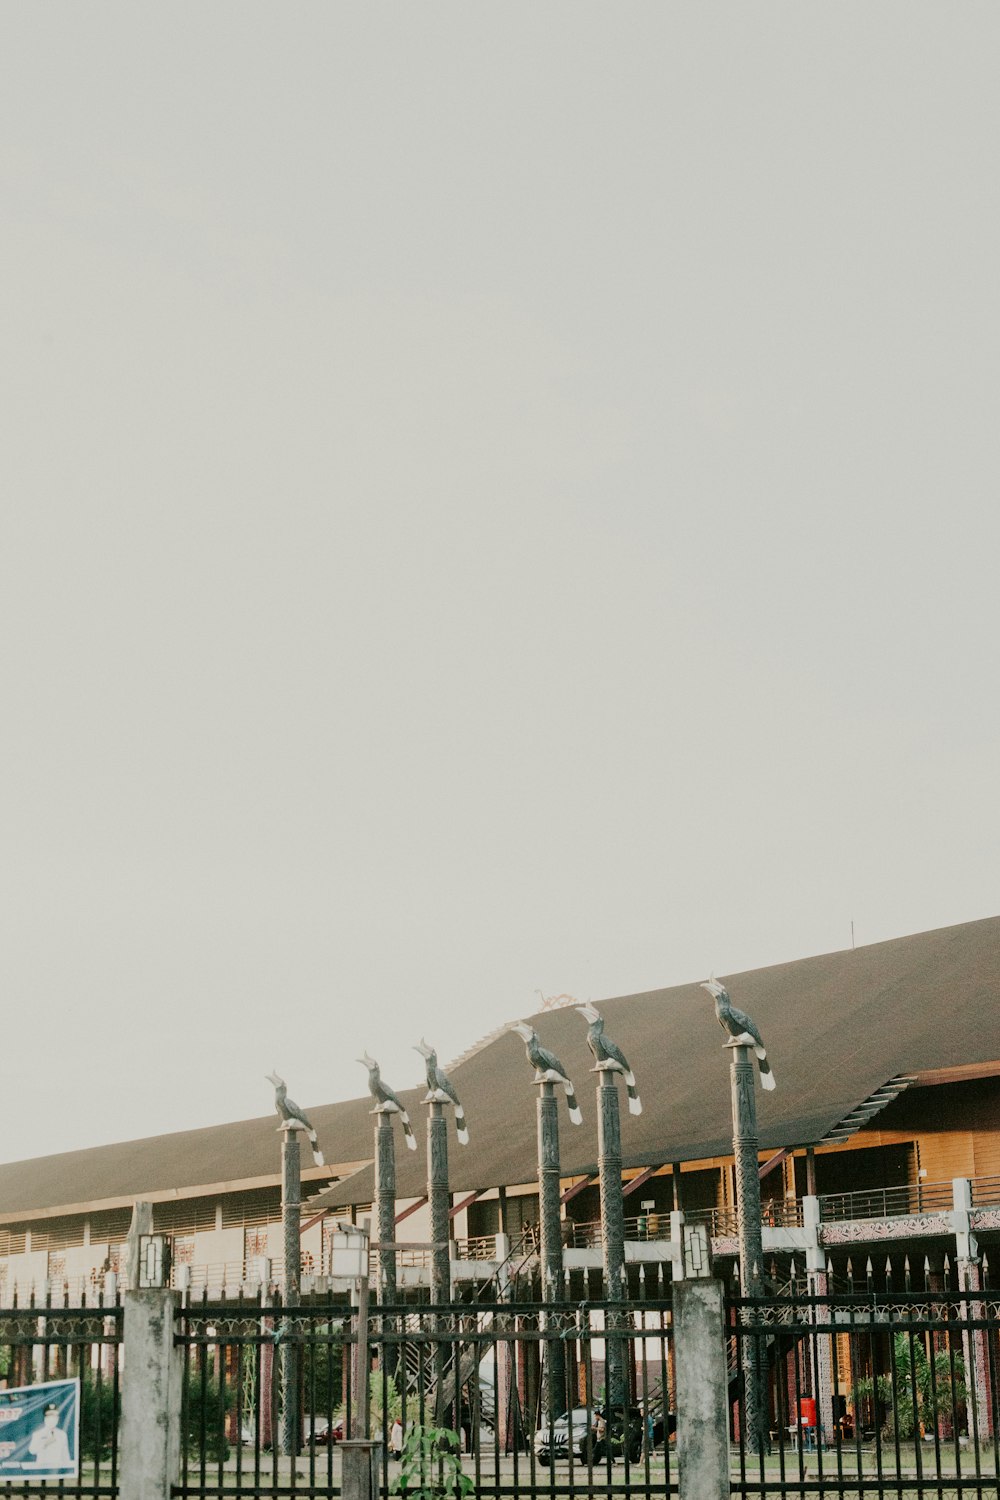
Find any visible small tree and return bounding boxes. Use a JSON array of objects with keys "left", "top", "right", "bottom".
[
  {"left": 390, "top": 1424, "right": 473, "bottom": 1500},
  {"left": 853, "top": 1332, "right": 965, "bottom": 1440}
]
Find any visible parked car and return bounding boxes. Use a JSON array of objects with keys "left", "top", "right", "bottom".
[
  {"left": 313, "top": 1416, "right": 345, "bottom": 1446},
  {"left": 533, "top": 1408, "right": 592, "bottom": 1465},
  {"left": 591, "top": 1402, "right": 676, "bottom": 1462}
]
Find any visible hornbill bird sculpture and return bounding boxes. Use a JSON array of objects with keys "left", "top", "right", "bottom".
[
  {"left": 358, "top": 1053, "right": 417, "bottom": 1150},
  {"left": 414, "top": 1039, "right": 469, "bottom": 1145},
  {"left": 576, "top": 1002, "right": 642, "bottom": 1115},
  {"left": 265, "top": 1071, "right": 326, "bottom": 1164},
  {"left": 700, "top": 976, "right": 776, "bottom": 1090},
  {"left": 510, "top": 1022, "right": 583, "bottom": 1125}
]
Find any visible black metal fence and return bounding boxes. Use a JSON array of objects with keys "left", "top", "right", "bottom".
[
  {"left": 730, "top": 1286, "right": 1000, "bottom": 1497},
  {"left": 173, "top": 1295, "right": 676, "bottom": 1498},
  {"left": 0, "top": 1294, "right": 122, "bottom": 1497}
]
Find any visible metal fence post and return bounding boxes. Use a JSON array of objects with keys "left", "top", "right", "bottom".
[
  {"left": 673, "top": 1277, "right": 729, "bottom": 1500},
  {"left": 119, "top": 1288, "right": 183, "bottom": 1500}
]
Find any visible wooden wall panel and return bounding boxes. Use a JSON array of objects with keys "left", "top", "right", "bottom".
[
  {"left": 972, "top": 1133, "right": 1000, "bottom": 1179},
  {"left": 917, "top": 1132, "right": 974, "bottom": 1182}
]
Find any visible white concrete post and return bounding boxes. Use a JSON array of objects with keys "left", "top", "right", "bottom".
[
  {"left": 120, "top": 1289, "right": 183, "bottom": 1500},
  {"left": 953, "top": 1178, "right": 993, "bottom": 1440},
  {"left": 802, "top": 1196, "right": 833, "bottom": 1444},
  {"left": 674, "top": 1278, "right": 729, "bottom": 1500}
]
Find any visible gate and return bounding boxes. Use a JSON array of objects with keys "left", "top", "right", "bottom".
[
  {"left": 173, "top": 1295, "right": 676, "bottom": 1498},
  {"left": 729, "top": 1283, "right": 1000, "bottom": 1497},
  {"left": 0, "top": 1290, "right": 122, "bottom": 1497}
]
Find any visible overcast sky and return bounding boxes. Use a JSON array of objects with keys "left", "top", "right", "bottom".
[{"left": 2, "top": 4, "right": 997, "bottom": 1167}]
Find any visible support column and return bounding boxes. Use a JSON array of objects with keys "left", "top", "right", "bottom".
[
  {"left": 729, "top": 1040, "right": 766, "bottom": 1458},
  {"left": 374, "top": 1109, "right": 398, "bottom": 1380},
  {"left": 119, "top": 1289, "right": 183, "bottom": 1500},
  {"left": 596, "top": 1064, "right": 626, "bottom": 1408},
  {"left": 280, "top": 1125, "right": 301, "bottom": 1457},
  {"left": 259, "top": 1281, "right": 275, "bottom": 1450},
  {"left": 674, "top": 1278, "right": 729, "bottom": 1500},
  {"left": 426, "top": 1099, "right": 450, "bottom": 1424},
  {"left": 954, "top": 1178, "right": 993, "bottom": 1441},
  {"left": 537, "top": 1079, "right": 566, "bottom": 1416},
  {"left": 803, "top": 1196, "right": 833, "bottom": 1445},
  {"left": 427, "top": 1102, "right": 450, "bottom": 1304}
]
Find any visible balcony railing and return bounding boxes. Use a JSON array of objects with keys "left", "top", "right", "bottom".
[
  {"left": 817, "top": 1179, "right": 954, "bottom": 1223},
  {"left": 684, "top": 1199, "right": 806, "bottom": 1238},
  {"left": 970, "top": 1173, "right": 1000, "bottom": 1207}
]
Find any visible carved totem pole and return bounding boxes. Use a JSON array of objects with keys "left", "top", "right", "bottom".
[
  {"left": 701, "top": 977, "right": 776, "bottom": 1458},
  {"left": 577, "top": 1003, "right": 642, "bottom": 1411},
  {"left": 510, "top": 1021, "right": 583, "bottom": 1417},
  {"left": 266, "top": 1071, "right": 325, "bottom": 1458}
]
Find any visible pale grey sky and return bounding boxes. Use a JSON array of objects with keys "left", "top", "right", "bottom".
[{"left": 2, "top": 4, "right": 997, "bottom": 1166}]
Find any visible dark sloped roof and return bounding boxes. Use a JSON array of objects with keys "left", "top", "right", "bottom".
[
  {"left": 1, "top": 915, "right": 997, "bottom": 1223},
  {"left": 313, "top": 913, "right": 1000, "bottom": 1209},
  {"left": 0, "top": 1095, "right": 392, "bottom": 1223}
]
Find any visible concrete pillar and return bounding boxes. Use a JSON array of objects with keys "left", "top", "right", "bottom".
[
  {"left": 119, "top": 1289, "right": 183, "bottom": 1500},
  {"left": 802, "top": 1195, "right": 833, "bottom": 1442},
  {"left": 953, "top": 1178, "right": 993, "bottom": 1440},
  {"left": 956, "top": 1255, "right": 993, "bottom": 1442},
  {"left": 674, "top": 1279, "right": 729, "bottom": 1500},
  {"left": 341, "top": 1439, "right": 382, "bottom": 1500}
]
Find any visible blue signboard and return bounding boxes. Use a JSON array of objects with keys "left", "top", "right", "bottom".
[{"left": 0, "top": 1378, "right": 79, "bottom": 1480}]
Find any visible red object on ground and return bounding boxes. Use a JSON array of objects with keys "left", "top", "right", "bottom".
[{"left": 798, "top": 1397, "right": 817, "bottom": 1428}]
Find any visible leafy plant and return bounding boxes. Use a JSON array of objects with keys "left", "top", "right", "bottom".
[
  {"left": 389, "top": 1423, "right": 473, "bottom": 1500},
  {"left": 371, "top": 1369, "right": 402, "bottom": 1428},
  {"left": 79, "top": 1373, "right": 117, "bottom": 1461},
  {"left": 853, "top": 1331, "right": 965, "bottom": 1440},
  {"left": 183, "top": 1363, "right": 236, "bottom": 1461},
  {"left": 330, "top": 1370, "right": 402, "bottom": 1438}
]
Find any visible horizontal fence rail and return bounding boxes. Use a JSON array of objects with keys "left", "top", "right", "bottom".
[
  {"left": 0, "top": 1297, "right": 122, "bottom": 1498},
  {"left": 172, "top": 1296, "right": 676, "bottom": 1499},
  {"left": 729, "top": 1287, "right": 1000, "bottom": 1498}
]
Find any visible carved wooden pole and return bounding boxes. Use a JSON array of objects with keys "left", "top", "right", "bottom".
[
  {"left": 427, "top": 1100, "right": 451, "bottom": 1305},
  {"left": 280, "top": 1124, "right": 302, "bottom": 1458},
  {"left": 375, "top": 1110, "right": 398, "bottom": 1305},
  {"left": 374, "top": 1108, "right": 398, "bottom": 1380},
  {"left": 537, "top": 1079, "right": 566, "bottom": 1415},
  {"left": 596, "top": 1063, "right": 626, "bottom": 1409},
  {"left": 425, "top": 1099, "right": 451, "bottom": 1423},
  {"left": 729, "top": 1040, "right": 766, "bottom": 1457}
]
